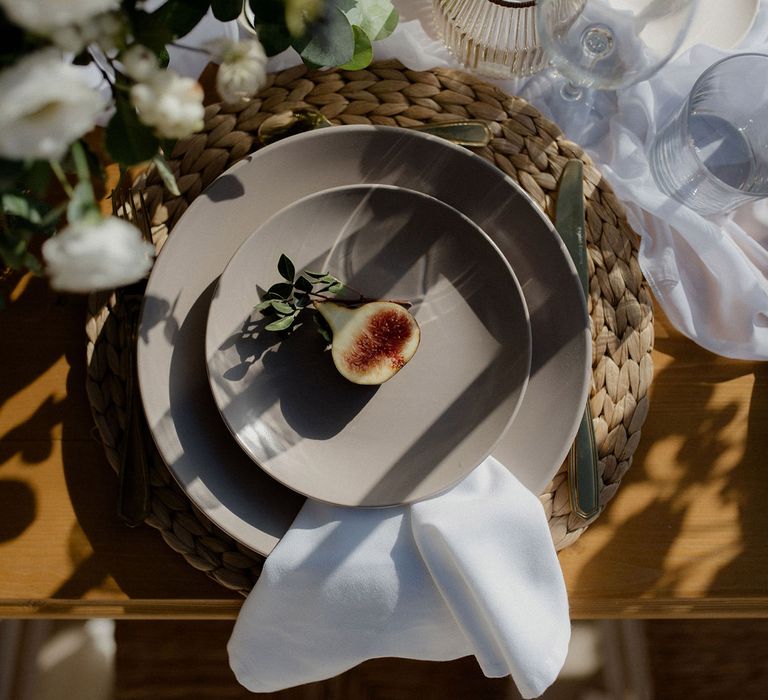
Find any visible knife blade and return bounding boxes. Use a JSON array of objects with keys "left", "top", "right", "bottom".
[{"left": 555, "top": 159, "right": 600, "bottom": 519}]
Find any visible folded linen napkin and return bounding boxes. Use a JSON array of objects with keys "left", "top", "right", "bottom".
[{"left": 228, "top": 457, "right": 570, "bottom": 698}]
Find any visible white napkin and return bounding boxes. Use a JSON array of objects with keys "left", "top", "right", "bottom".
[{"left": 228, "top": 457, "right": 570, "bottom": 699}]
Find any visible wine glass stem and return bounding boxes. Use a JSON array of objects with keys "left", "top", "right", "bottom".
[{"left": 560, "top": 80, "right": 584, "bottom": 102}]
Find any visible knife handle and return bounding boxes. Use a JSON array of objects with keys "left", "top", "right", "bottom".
[
  {"left": 408, "top": 120, "right": 492, "bottom": 147},
  {"left": 568, "top": 400, "right": 600, "bottom": 519}
]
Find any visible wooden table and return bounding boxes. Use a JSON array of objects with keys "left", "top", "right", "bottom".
[{"left": 1, "top": 270, "right": 767, "bottom": 619}]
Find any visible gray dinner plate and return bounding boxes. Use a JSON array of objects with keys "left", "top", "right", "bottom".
[{"left": 137, "top": 125, "right": 590, "bottom": 555}]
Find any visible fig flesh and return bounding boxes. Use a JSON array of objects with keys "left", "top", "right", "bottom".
[{"left": 314, "top": 300, "right": 420, "bottom": 385}]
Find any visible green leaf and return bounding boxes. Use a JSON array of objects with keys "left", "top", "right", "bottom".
[
  {"left": 254, "top": 22, "right": 293, "bottom": 56},
  {"left": 271, "top": 300, "right": 295, "bottom": 315},
  {"left": 152, "top": 155, "right": 180, "bottom": 196},
  {"left": 303, "top": 270, "right": 328, "bottom": 279},
  {"left": 294, "top": 292, "right": 312, "bottom": 308},
  {"left": 344, "top": 0, "right": 399, "bottom": 41},
  {"left": 340, "top": 24, "right": 373, "bottom": 70},
  {"left": 248, "top": 0, "right": 285, "bottom": 24},
  {"left": 2, "top": 193, "right": 42, "bottom": 224},
  {"left": 266, "top": 312, "right": 298, "bottom": 331},
  {"left": 130, "top": 1, "right": 210, "bottom": 52},
  {"left": 294, "top": 275, "right": 313, "bottom": 292},
  {"left": 277, "top": 253, "right": 295, "bottom": 282},
  {"left": 211, "top": 0, "right": 243, "bottom": 22},
  {"left": 327, "top": 281, "right": 347, "bottom": 294},
  {"left": 0, "top": 224, "right": 39, "bottom": 270},
  {"left": 24, "top": 161, "right": 52, "bottom": 198},
  {"left": 254, "top": 298, "right": 275, "bottom": 312},
  {"left": 0, "top": 159, "right": 24, "bottom": 193},
  {"left": 319, "top": 273, "right": 343, "bottom": 286},
  {"left": 292, "top": 6, "right": 355, "bottom": 68},
  {"left": 375, "top": 6, "right": 399, "bottom": 40},
  {"left": 266, "top": 281, "right": 294, "bottom": 299},
  {"left": 152, "top": 0, "right": 211, "bottom": 40},
  {"left": 312, "top": 311, "right": 332, "bottom": 343},
  {"left": 105, "top": 94, "right": 160, "bottom": 166}
]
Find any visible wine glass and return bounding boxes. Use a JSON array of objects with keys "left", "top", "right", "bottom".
[{"left": 533, "top": 0, "right": 699, "bottom": 145}]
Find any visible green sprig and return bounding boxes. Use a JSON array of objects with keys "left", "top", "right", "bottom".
[{"left": 255, "top": 253, "right": 349, "bottom": 337}]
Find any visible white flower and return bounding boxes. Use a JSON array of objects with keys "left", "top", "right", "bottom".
[
  {"left": 0, "top": 0, "right": 120, "bottom": 35},
  {"left": 42, "top": 216, "right": 154, "bottom": 292},
  {"left": 121, "top": 45, "right": 159, "bottom": 83},
  {"left": 0, "top": 50, "right": 106, "bottom": 160},
  {"left": 131, "top": 70, "right": 205, "bottom": 139},
  {"left": 209, "top": 39, "right": 268, "bottom": 103},
  {"left": 51, "top": 11, "right": 124, "bottom": 53}
]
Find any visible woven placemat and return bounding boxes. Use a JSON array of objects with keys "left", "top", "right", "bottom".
[{"left": 85, "top": 59, "right": 654, "bottom": 595}]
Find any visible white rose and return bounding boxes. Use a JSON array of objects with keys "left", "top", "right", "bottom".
[
  {"left": 51, "top": 12, "right": 124, "bottom": 53},
  {"left": 131, "top": 70, "right": 205, "bottom": 139},
  {"left": 0, "top": 50, "right": 106, "bottom": 160},
  {"left": 42, "top": 216, "right": 154, "bottom": 293},
  {"left": 209, "top": 39, "right": 268, "bottom": 104},
  {"left": 121, "top": 45, "right": 159, "bottom": 83},
  {"left": 0, "top": 0, "right": 120, "bottom": 35}
]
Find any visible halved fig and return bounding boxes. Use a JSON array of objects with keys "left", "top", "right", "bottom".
[{"left": 314, "top": 300, "right": 421, "bottom": 385}]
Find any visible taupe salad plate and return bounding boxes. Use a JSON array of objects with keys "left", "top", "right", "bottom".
[{"left": 205, "top": 184, "right": 531, "bottom": 507}]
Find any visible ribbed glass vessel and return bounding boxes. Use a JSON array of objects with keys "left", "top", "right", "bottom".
[{"left": 432, "top": 0, "right": 547, "bottom": 78}]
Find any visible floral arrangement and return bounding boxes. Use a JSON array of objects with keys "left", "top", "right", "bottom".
[{"left": 0, "top": 0, "right": 398, "bottom": 294}]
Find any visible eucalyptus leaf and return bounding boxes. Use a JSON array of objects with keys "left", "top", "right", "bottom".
[
  {"left": 294, "top": 293, "right": 312, "bottom": 308},
  {"left": 375, "top": 6, "right": 399, "bottom": 40},
  {"left": 340, "top": 24, "right": 373, "bottom": 70},
  {"left": 292, "top": 6, "right": 355, "bottom": 67},
  {"left": 277, "top": 253, "right": 295, "bottom": 282},
  {"left": 344, "top": 0, "right": 398, "bottom": 41}
]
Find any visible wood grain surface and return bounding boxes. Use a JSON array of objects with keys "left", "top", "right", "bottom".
[{"left": 1, "top": 270, "right": 767, "bottom": 618}]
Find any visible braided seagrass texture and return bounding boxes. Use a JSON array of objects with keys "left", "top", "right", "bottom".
[{"left": 85, "top": 60, "right": 654, "bottom": 595}]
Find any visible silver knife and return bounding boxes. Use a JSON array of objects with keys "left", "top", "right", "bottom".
[{"left": 554, "top": 159, "right": 600, "bottom": 519}]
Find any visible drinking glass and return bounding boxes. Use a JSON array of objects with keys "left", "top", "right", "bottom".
[
  {"left": 432, "top": 0, "right": 549, "bottom": 78},
  {"left": 650, "top": 53, "right": 768, "bottom": 216},
  {"left": 534, "top": 0, "right": 698, "bottom": 144}
]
